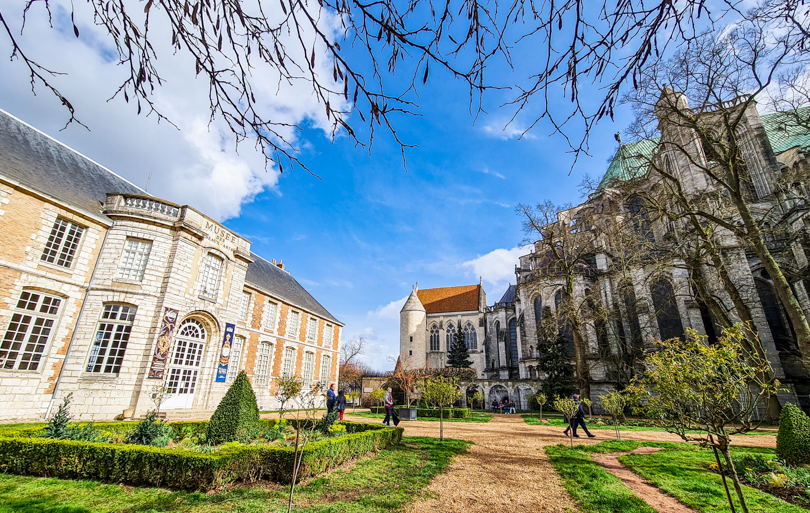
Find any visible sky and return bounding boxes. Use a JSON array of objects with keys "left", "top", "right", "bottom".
[{"left": 0, "top": 0, "right": 646, "bottom": 371}]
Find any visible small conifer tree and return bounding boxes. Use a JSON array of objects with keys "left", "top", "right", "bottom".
[
  {"left": 207, "top": 371, "right": 260, "bottom": 444},
  {"left": 447, "top": 326, "right": 473, "bottom": 368}
]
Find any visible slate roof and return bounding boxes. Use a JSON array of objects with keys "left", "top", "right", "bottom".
[
  {"left": 245, "top": 254, "right": 342, "bottom": 325},
  {"left": 498, "top": 284, "right": 516, "bottom": 304},
  {"left": 0, "top": 109, "right": 145, "bottom": 218},
  {"left": 417, "top": 285, "right": 480, "bottom": 314},
  {"left": 761, "top": 108, "right": 810, "bottom": 155}
]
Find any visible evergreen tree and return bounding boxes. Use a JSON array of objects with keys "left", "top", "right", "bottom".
[
  {"left": 537, "top": 336, "right": 575, "bottom": 399},
  {"left": 447, "top": 325, "right": 473, "bottom": 368},
  {"left": 207, "top": 371, "right": 261, "bottom": 443}
]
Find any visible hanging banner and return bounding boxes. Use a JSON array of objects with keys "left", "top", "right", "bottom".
[
  {"left": 215, "top": 323, "right": 236, "bottom": 382},
  {"left": 148, "top": 307, "right": 179, "bottom": 379}
]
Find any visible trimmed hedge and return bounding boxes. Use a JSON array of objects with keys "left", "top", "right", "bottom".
[
  {"left": 207, "top": 371, "right": 261, "bottom": 443},
  {"left": 370, "top": 407, "right": 470, "bottom": 418},
  {"left": 0, "top": 421, "right": 402, "bottom": 490},
  {"left": 777, "top": 402, "right": 810, "bottom": 465}
]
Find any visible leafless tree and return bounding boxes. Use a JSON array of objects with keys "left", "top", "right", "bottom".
[{"left": 339, "top": 335, "right": 365, "bottom": 366}]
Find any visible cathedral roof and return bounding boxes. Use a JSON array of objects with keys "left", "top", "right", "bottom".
[
  {"left": 401, "top": 288, "right": 426, "bottom": 313},
  {"left": 761, "top": 108, "right": 810, "bottom": 155},
  {"left": 498, "top": 284, "right": 517, "bottom": 304},
  {"left": 0, "top": 109, "right": 145, "bottom": 219},
  {"left": 417, "top": 284, "right": 481, "bottom": 314}
]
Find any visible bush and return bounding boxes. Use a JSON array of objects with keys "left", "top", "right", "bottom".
[
  {"left": 207, "top": 371, "right": 261, "bottom": 444},
  {"left": 777, "top": 403, "right": 810, "bottom": 465},
  {"left": 44, "top": 394, "right": 73, "bottom": 439},
  {"left": 126, "top": 412, "right": 175, "bottom": 447},
  {"left": 0, "top": 421, "right": 402, "bottom": 489},
  {"left": 315, "top": 411, "right": 339, "bottom": 435}
]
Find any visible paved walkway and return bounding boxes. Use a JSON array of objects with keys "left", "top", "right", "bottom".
[{"left": 343, "top": 413, "right": 776, "bottom": 513}]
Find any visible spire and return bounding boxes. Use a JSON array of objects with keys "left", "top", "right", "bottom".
[{"left": 401, "top": 284, "right": 426, "bottom": 313}]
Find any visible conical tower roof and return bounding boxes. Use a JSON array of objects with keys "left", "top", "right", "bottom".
[{"left": 400, "top": 285, "right": 426, "bottom": 313}]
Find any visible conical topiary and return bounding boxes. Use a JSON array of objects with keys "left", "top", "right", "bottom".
[
  {"left": 777, "top": 402, "right": 810, "bottom": 465},
  {"left": 206, "top": 370, "right": 260, "bottom": 444}
]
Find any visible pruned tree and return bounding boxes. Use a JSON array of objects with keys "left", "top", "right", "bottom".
[
  {"left": 275, "top": 374, "right": 302, "bottom": 419},
  {"left": 386, "top": 353, "right": 426, "bottom": 408},
  {"left": 553, "top": 395, "right": 580, "bottom": 448},
  {"left": 600, "top": 391, "right": 626, "bottom": 441},
  {"left": 420, "top": 375, "right": 461, "bottom": 441}
]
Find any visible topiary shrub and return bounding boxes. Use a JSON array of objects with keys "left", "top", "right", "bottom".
[
  {"left": 207, "top": 370, "right": 261, "bottom": 444},
  {"left": 777, "top": 402, "right": 810, "bottom": 465}
]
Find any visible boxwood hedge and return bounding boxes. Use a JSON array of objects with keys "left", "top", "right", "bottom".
[{"left": 0, "top": 420, "right": 402, "bottom": 490}]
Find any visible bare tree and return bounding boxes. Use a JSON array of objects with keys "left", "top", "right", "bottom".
[{"left": 339, "top": 335, "right": 365, "bottom": 366}]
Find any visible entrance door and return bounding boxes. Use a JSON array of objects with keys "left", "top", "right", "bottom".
[{"left": 163, "top": 320, "right": 207, "bottom": 410}]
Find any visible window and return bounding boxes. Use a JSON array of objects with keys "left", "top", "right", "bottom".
[
  {"left": 306, "top": 317, "right": 317, "bottom": 342},
  {"left": 239, "top": 292, "right": 251, "bottom": 321},
  {"left": 320, "top": 355, "right": 331, "bottom": 383},
  {"left": 430, "top": 324, "right": 440, "bottom": 351},
  {"left": 323, "top": 324, "right": 333, "bottom": 346},
  {"left": 265, "top": 302, "right": 278, "bottom": 331},
  {"left": 282, "top": 347, "right": 295, "bottom": 376},
  {"left": 41, "top": 218, "right": 84, "bottom": 268},
  {"left": 302, "top": 352, "right": 314, "bottom": 382},
  {"left": 287, "top": 311, "right": 300, "bottom": 338},
  {"left": 651, "top": 279, "right": 684, "bottom": 341},
  {"left": 445, "top": 323, "right": 456, "bottom": 351},
  {"left": 255, "top": 342, "right": 272, "bottom": 385},
  {"left": 463, "top": 323, "right": 478, "bottom": 350},
  {"left": 226, "top": 336, "right": 244, "bottom": 382},
  {"left": 0, "top": 291, "right": 62, "bottom": 371},
  {"left": 86, "top": 304, "right": 136, "bottom": 373},
  {"left": 199, "top": 254, "right": 222, "bottom": 298},
  {"left": 117, "top": 238, "right": 152, "bottom": 281},
  {"left": 508, "top": 318, "right": 519, "bottom": 367},
  {"left": 533, "top": 296, "right": 543, "bottom": 343}
]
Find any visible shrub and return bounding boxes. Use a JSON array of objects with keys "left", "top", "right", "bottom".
[
  {"left": 315, "top": 411, "right": 339, "bottom": 435},
  {"left": 44, "top": 394, "right": 73, "bottom": 439},
  {"left": 207, "top": 371, "right": 261, "bottom": 444},
  {"left": 777, "top": 402, "right": 810, "bottom": 465},
  {"left": 126, "top": 412, "right": 175, "bottom": 446}
]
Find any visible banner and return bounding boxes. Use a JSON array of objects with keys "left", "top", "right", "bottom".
[
  {"left": 215, "top": 323, "right": 236, "bottom": 382},
  {"left": 147, "top": 307, "right": 179, "bottom": 379}
]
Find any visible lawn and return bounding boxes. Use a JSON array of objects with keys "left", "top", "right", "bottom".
[
  {"left": 349, "top": 411, "right": 493, "bottom": 423},
  {"left": 522, "top": 414, "right": 778, "bottom": 436},
  {"left": 0, "top": 436, "right": 470, "bottom": 513}
]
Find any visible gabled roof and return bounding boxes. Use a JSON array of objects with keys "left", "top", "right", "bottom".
[
  {"left": 0, "top": 109, "right": 145, "bottom": 218},
  {"left": 498, "top": 284, "right": 516, "bottom": 304},
  {"left": 417, "top": 284, "right": 480, "bottom": 314},
  {"left": 761, "top": 108, "right": 810, "bottom": 155},
  {"left": 245, "top": 253, "right": 342, "bottom": 325}
]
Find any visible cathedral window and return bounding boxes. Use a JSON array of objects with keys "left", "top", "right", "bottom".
[
  {"left": 430, "top": 324, "right": 440, "bottom": 351},
  {"left": 226, "top": 336, "right": 245, "bottom": 383},
  {"left": 86, "top": 304, "right": 136, "bottom": 374},
  {"left": 117, "top": 238, "right": 152, "bottom": 281},
  {"left": 445, "top": 323, "right": 456, "bottom": 351},
  {"left": 41, "top": 218, "right": 84, "bottom": 268},
  {"left": 508, "top": 318, "right": 519, "bottom": 367},
  {"left": 627, "top": 197, "right": 655, "bottom": 244},
  {"left": 463, "top": 323, "right": 477, "bottom": 350},
  {"left": 651, "top": 278, "right": 684, "bottom": 341},
  {"left": 0, "top": 290, "right": 63, "bottom": 371}
]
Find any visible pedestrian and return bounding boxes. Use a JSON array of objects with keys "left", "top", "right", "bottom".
[
  {"left": 336, "top": 390, "right": 347, "bottom": 421},
  {"left": 382, "top": 387, "right": 394, "bottom": 427},
  {"left": 563, "top": 393, "right": 596, "bottom": 438},
  {"left": 326, "top": 383, "right": 337, "bottom": 413}
]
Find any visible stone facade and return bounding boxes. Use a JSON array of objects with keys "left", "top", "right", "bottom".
[{"left": 0, "top": 109, "right": 342, "bottom": 421}]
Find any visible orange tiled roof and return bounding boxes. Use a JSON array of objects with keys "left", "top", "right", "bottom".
[{"left": 417, "top": 285, "right": 480, "bottom": 314}]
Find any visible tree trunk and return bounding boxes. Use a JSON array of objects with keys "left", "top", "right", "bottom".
[
  {"left": 719, "top": 441, "right": 749, "bottom": 513},
  {"left": 566, "top": 281, "right": 591, "bottom": 400},
  {"left": 439, "top": 408, "right": 444, "bottom": 441}
]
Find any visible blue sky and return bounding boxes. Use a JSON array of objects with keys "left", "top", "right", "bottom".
[{"left": 0, "top": 0, "right": 638, "bottom": 370}]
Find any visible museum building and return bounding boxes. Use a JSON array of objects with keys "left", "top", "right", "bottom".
[{"left": 0, "top": 109, "right": 342, "bottom": 421}]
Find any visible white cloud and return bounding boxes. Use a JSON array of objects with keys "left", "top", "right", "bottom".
[
  {"left": 480, "top": 120, "right": 537, "bottom": 141},
  {"left": 368, "top": 295, "right": 409, "bottom": 320},
  {"left": 460, "top": 246, "right": 528, "bottom": 294},
  {"left": 0, "top": 0, "right": 348, "bottom": 221},
  {"left": 479, "top": 167, "right": 506, "bottom": 179}
]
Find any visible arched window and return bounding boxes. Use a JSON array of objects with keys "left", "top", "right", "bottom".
[
  {"left": 555, "top": 290, "right": 574, "bottom": 353},
  {"left": 508, "top": 318, "right": 518, "bottom": 367},
  {"left": 430, "top": 324, "right": 440, "bottom": 351},
  {"left": 621, "top": 281, "right": 644, "bottom": 350},
  {"left": 756, "top": 278, "right": 795, "bottom": 351},
  {"left": 533, "top": 295, "right": 543, "bottom": 343},
  {"left": 445, "top": 323, "right": 456, "bottom": 352},
  {"left": 585, "top": 289, "right": 610, "bottom": 355},
  {"left": 463, "top": 323, "right": 477, "bottom": 350},
  {"left": 651, "top": 279, "right": 684, "bottom": 341},
  {"left": 627, "top": 197, "right": 655, "bottom": 243}
]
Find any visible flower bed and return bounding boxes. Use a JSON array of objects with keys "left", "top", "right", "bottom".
[{"left": 0, "top": 420, "right": 402, "bottom": 490}]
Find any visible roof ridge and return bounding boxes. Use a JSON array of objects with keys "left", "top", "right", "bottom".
[{"left": 0, "top": 108, "right": 148, "bottom": 196}]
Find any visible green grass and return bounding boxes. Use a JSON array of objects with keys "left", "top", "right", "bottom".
[
  {"left": 521, "top": 415, "right": 777, "bottom": 436},
  {"left": 349, "top": 411, "right": 493, "bottom": 423},
  {"left": 546, "top": 444, "right": 657, "bottom": 513},
  {"left": 620, "top": 445, "right": 804, "bottom": 513},
  {"left": 0, "top": 436, "right": 470, "bottom": 513}
]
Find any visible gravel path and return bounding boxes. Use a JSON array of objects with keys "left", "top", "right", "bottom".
[{"left": 342, "top": 413, "right": 776, "bottom": 513}]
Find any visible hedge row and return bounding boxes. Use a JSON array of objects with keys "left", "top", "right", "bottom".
[
  {"left": 370, "top": 407, "right": 470, "bottom": 418},
  {"left": 0, "top": 421, "right": 402, "bottom": 490}
]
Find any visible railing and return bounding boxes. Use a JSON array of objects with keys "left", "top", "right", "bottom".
[
  {"left": 692, "top": 94, "right": 752, "bottom": 115},
  {"left": 106, "top": 194, "right": 181, "bottom": 220}
]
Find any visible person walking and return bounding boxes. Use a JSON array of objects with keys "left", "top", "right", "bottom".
[
  {"left": 563, "top": 393, "right": 596, "bottom": 438},
  {"left": 383, "top": 387, "right": 394, "bottom": 427},
  {"left": 336, "top": 390, "right": 347, "bottom": 421},
  {"left": 326, "top": 383, "right": 337, "bottom": 413}
]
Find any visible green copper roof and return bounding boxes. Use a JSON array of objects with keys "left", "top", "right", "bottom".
[
  {"left": 761, "top": 108, "right": 810, "bottom": 155},
  {"left": 599, "top": 108, "right": 810, "bottom": 190}
]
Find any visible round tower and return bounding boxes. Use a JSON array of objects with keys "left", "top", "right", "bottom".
[{"left": 400, "top": 284, "right": 427, "bottom": 367}]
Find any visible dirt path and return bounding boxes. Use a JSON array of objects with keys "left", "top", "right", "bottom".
[
  {"left": 342, "top": 413, "right": 775, "bottom": 513},
  {"left": 592, "top": 447, "right": 698, "bottom": 513}
]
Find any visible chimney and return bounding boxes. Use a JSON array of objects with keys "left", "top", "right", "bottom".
[
  {"left": 277, "top": 259, "right": 284, "bottom": 270},
  {"left": 271, "top": 259, "right": 276, "bottom": 265}
]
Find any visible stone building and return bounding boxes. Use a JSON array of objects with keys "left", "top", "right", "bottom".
[
  {"left": 0, "top": 109, "right": 342, "bottom": 421},
  {"left": 402, "top": 98, "right": 810, "bottom": 412}
]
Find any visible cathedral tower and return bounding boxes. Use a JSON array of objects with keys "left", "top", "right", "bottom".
[{"left": 400, "top": 284, "right": 427, "bottom": 367}]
